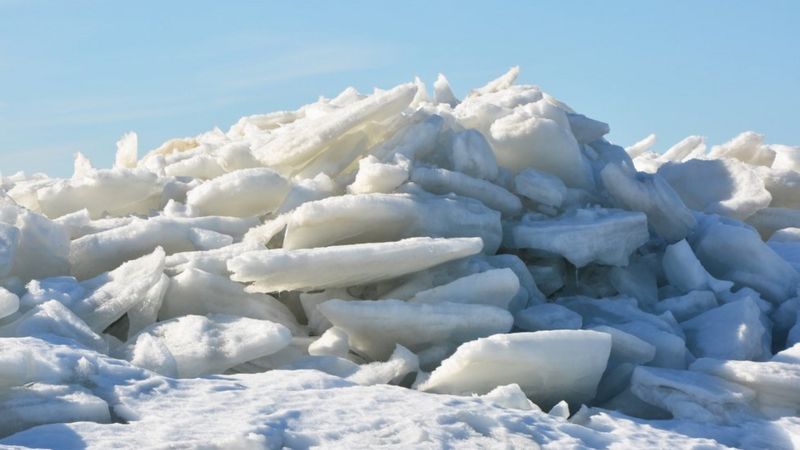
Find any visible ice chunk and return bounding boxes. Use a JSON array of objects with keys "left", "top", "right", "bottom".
[
  {"left": 691, "top": 357, "right": 800, "bottom": 416},
  {"left": 661, "top": 239, "right": 733, "bottom": 295},
  {"left": 559, "top": 296, "right": 687, "bottom": 369},
  {"left": 163, "top": 241, "right": 262, "bottom": 276},
  {"left": 347, "top": 155, "right": 410, "bottom": 194},
  {"left": 450, "top": 129, "right": 498, "bottom": 180},
  {"left": 507, "top": 208, "right": 648, "bottom": 267},
  {"left": 160, "top": 268, "right": 301, "bottom": 334},
  {"left": 658, "top": 158, "right": 771, "bottom": 220},
  {"left": 318, "top": 299, "right": 512, "bottom": 361},
  {"left": 433, "top": 73, "right": 458, "bottom": 107},
  {"left": 566, "top": 113, "right": 609, "bottom": 144},
  {"left": 625, "top": 134, "right": 657, "bottom": 158},
  {"left": 281, "top": 193, "right": 502, "bottom": 253},
  {"left": 481, "top": 384, "right": 539, "bottom": 411},
  {"left": 600, "top": 163, "right": 696, "bottom": 241},
  {"left": 748, "top": 207, "right": 800, "bottom": 240},
  {"left": 71, "top": 247, "right": 166, "bottom": 332},
  {"left": 408, "top": 268, "right": 519, "bottom": 310},
  {"left": 115, "top": 131, "right": 138, "bottom": 169},
  {"left": 346, "top": 345, "right": 419, "bottom": 386},
  {"left": 70, "top": 215, "right": 257, "bottom": 279},
  {"left": 0, "top": 300, "right": 106, "bottom": 352},
  {"left": 35, "top": 168, "right": 165, "bottom": 219},
  {"left": 681, "top": 299, "right": 770, "bottom": 361},
  {"left": 0, "top": 287, "right": 19, "bottom": 319},
  {"left": 768, "top": 227, "right": 800, "bottom": 272},
  {"left": 653, "top": 290, "right": 718, "bottom": 322},
  {"left": 185, "top": 168, "right": 290, "bottom": 217},
  {"left": 0, "top": 205, "right": 70, "bottom": 282},
  {"left": 709, "top": 131, "right": 775, "bottom": 167},
  {"left": 418, "top": 330, "right": 611, "bottom": 410},
  {"left": 489, "top": 102, "right": 595, "bottom": 189},
  {"left": 410, "top": 166, "right": 522, "bottom": 216},
  {"left": 661, "top": 136, "right": 706, "bottom": 162},
  {"left": 514, "top": 303, "right": 582, "bottom": 332},
  {"left": 230, "top": 237, "right": 482, "bottom": 293},
  {"left": 589, "top": 325, "right": 656, "bottom": 365},
  {"left": 630, "top": 366, "right": 756, "bottom": 424},
  {"left": 691, "top": 217, "right": 799, "bottom": 303},
  {"left": 308, "top": 327, "right": 350, "bottom": 358},
  {"left": 512, "top": 168, "right": 567, "bottom": 208},
  {"left": 252, "top": 83, "right": 417, "bottom": 171},
  {"left": 0, "top": 384, "right": 111, "bottom": 438},
  {"left": 120, "top": 314, "right": 291, "bottom": 378}
]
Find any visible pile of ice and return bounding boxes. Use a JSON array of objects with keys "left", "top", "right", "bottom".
[{"left": 1, "top": 67, "right": 800, "bottom": 448}]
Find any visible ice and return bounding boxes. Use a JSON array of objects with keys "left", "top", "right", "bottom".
[
  {"left": 768, "top": 227, "right": 800, "bottom": 272},
  {"left": 433, "top": 73, "right": 458, "bottom": 107},
  {"left": 418, "top": 330, "right": 611, "bottom": 409},
  {"left": 159, "top": 267, "right": 302, "bottom": 334},
  {"left": 252, "top": 83, "right": 417, "bottom": 172},
  {"left": 709, "top": 131, "right": 776, "bottom": 167},
  {"left": 662, "top": 239, "right": 734, "bottom": 295},
  {"left": 0, "top": 300, "right": 106, "bottom": 352},
  {"left": 559, "top": 296, "right": 688, "bottom": 369},
  {"left": 281, "top": 193, "right": 502, "bottom": 253},
  {"left": 661, "top": 135, "right": 706, "bottom": 162},
  {"left": 653, "top": 290, "right": 718, "bottom": 322},
  {"left": 185, "top": 168, "right": 290, "bottom": 217},
  {"left": 691, "top": 358, "right": 800, "bottom": 417},
  {"left": 229, "top": 237, "right": 483, "bottom": 293},
  {"left": 318, "top": 299, "right": 512, "bottom": 361},
  {"left": 347, "top": 155, "right": 410, "bottom": 194},
  {"left": 566, "top": 113, "right": 610, "bottom": 144},
  {"left": 690, "top": 216, "right": 800, "bottom": 303},
  {"left": 681, "top": 299, "right": 770, "bottom": 361},
  {"left": 0, "top": 384, "right": 111, "bottom": 438},
  {"left": 513, "top": 167, "right": 567, "bottom": 208},
  {"left": 0, "top": 287, "right": 19, "bottom": 319},
  {"left": 507, "top": 208, "right": 649, "bottom": 267},
  {"left": 748, "top": 207, "right": 800, "bottom": 240},
  {"left": 69, "top": 247, "right": 166, "bottom": 333},
  {"left": 600, "top": 162, "right": 696, "bottom": 241},
  {"left": 70, "top": 215, "right": 258, "bottom": 279},
  {"left": 630, "top": 366, "right": 757, "bottom": 424},
  {"left": 33, "top": 167, "right": 166, "bottom": 220},
  {"left": 119, "top": 314, "right": 291, "bottom": 378},
  {"left": 411, "top": 166, "right": 522, "bottom": 217},
  {"left": 0, "top": 204, "right": 70, "bottom": 283},
  {"left": 450, "top": 129, "right": 498, "bottom": 180},
  {"left": 1, "top": 68, "right": 800, "bottom": 447},
  {"left": 514, "top": 303, "right": 582, "bottom": 332},
  {"left": 658, "top": 158, "right": 772, "bottom": 220},
  {"left": 408, "top": 268, "right": 520, "bottom": 309},
  {"left": 489, "top": 101, "right": 595, "bottom": 189}
]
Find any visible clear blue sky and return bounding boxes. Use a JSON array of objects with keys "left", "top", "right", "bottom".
[{"left": 1, "top": 1, "right": 798, "bottom": 177}]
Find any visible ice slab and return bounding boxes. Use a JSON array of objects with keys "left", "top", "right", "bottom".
[
  {"left": 185, "top": 168, "right": 290, "bottom": 217},
  {"left": 228, "top": 237, "right": 483, "bottom": 293},
  {"left": 507, "top": 208, "right": 649, "bottom": 267},
  {"left": 120, "top": 314, "right": 291, "bottom": 378},
  {"left": 658, "top": 158, "right": 772, "bottom": 220},
  {"left": 318, "top": 299, "right": 513, "bottom": 361},
  {"left": 418, "top": 330, "right": 611, "bottom": 410},
  {"left": 281, "top": 192, "right": 502, "bottom": 253}
]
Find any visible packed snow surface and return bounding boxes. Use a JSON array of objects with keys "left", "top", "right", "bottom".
[{"left": 1, "top": 67, "right": 800, "bottom": 448}]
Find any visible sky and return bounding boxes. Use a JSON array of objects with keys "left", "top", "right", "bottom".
[{"left": 0, "top": 1, "right": 798, "bottom": 177}]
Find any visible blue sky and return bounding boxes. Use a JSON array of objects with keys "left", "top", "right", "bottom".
[{"left": 1, "top": 1, "right": 798, "bottom": 177}]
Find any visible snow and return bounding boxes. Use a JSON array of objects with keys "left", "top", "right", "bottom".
[{"left": 1, "top": 67, "right": 799, "bottom": 448}]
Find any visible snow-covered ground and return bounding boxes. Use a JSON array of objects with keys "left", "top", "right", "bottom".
[{"left": 1, "top": 67, "right": 800, "bottom": 449}]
